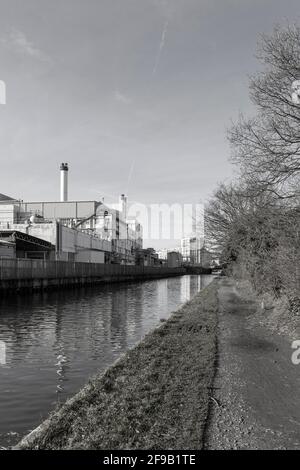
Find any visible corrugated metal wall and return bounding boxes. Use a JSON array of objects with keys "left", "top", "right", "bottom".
[{"left": 0, "top": 258, "right": 185, "bottom": 282}]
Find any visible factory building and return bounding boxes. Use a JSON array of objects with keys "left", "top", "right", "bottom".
[{"left": 0, "top": 164, "right": 143, "bottom": 264}]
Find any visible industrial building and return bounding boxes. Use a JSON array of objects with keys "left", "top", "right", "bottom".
[
  {"left": 136, "top": 248, "right": 161, "bottom": 267},
  {"left": 167, "top": 251, "right": 183, "bottom": 268},
  {"left": 0, "top": 164, "right": 143, "bottom": 265}
]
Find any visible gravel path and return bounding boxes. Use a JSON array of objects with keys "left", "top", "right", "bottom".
[{"left": 205, "top": 278, "right": 300, "bottom": 450}]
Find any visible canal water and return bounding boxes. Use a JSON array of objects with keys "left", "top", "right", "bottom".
[{"left": 0, "top": 274, "right": 212, "bottom": 448}]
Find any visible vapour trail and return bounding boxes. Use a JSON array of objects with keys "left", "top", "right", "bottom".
[
  {"left": 126, "top": 159, "right": 135, "bottom": 194},
  {"left": 152, "top": 17, "right": 169, "bottom": 76}
]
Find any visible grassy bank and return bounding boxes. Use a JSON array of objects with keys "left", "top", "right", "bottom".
[{"left": 17, "top": 280, "right": 219, "bottom": 450}]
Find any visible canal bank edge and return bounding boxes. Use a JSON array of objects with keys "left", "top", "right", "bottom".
[
  {"left": 15, "top": 279, "right": 219, "bottom": 450},
  {"left": 0, "top": 263, "right": 188, "bottom": 294}
]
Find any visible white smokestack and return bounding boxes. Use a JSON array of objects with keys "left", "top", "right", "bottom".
[
  {"left": 60, "top": 163, "right": 68, "bottom": 202},
  {"left": 119, "top": 194, "right": 127, "bottom": 220}
]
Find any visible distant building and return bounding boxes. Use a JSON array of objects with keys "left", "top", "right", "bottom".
[
  {"left": 190, "top": 237, "right": 203, "bottom": 264},
  {"left": 136, "top": 248, "right": 160, "bottom": 267},
  {"left": 157, "top": 246, "right": 181, "bottom": 263},
  {"left": 156, "top": 248, "right": 168, "bottom": 260},
  {"left": 181, "top": 236, "right": 204, "bottom": 264},
  {"left": 181, "top": 237, "right": 190, "bottom": 262},
  {"left": 200, "top": 246, "right": 213, "bottom": 268},
  {"left": 167, "top": 251, "right": 183, "bottom": 268}
]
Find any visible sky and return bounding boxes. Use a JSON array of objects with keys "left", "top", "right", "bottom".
[{"left": 0, "top": 0, "right": 300, "bottom": 242}]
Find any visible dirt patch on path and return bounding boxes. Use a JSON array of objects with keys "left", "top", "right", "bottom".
[{"left": 17, "top": 281, "right": 218, "bottom": 450}]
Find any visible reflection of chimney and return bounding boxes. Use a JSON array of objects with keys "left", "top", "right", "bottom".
[
  {"left": 119, "top": 194, "right": 127, "bottom": 220},
  {"left": 60, "top": 163, "right": 68, "bottom": 202}
]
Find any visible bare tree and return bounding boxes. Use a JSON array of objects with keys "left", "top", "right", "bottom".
[
  {"left": 229, "top": 24, "right": 300, "bottom": 199},
  {"left": 206, "top": 23, "right": 300, "bottom": 305},
  {"left": 205, "top": 180, "right": 300, "bottom": 296}
]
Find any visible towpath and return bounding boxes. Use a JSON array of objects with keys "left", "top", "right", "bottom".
[{"left": 205, "top": 278, "right": 300, "bottom": 449}]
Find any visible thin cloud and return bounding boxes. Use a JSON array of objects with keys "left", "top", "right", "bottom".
[
  {"left": 126, "top": 159, "right": 135, "bottom": 194},
  {"left": 152, "top": 17, "right": 169, "bottom": 76},
  {"left": 114, "top": 90, "right": 131, "bottom": 105},
  {"left": 1, "top": 29, "right": 51, "bottom": 62}
]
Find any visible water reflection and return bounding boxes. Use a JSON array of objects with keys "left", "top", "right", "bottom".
[{"left": 0, "top": 275, "right": 212, "bottom": 447}]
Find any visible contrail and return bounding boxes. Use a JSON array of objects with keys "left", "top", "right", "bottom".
[
  {"left": 126, "top": 159, "right": 135, "bottom": 194},
  {"left": 152, "top": 18, "right": 169, "bottom": 76}
]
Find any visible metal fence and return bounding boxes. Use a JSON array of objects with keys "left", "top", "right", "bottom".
[{"left": 0, "top": 258, "right": 184, "bottom": 281}]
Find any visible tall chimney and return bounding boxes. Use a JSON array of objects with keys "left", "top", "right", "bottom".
[
  {"left": 119, "top": 194, "right": 127, "bottom": 220},
  {"left": 60, "top": 163, "right": 68, "bottom": 202}
]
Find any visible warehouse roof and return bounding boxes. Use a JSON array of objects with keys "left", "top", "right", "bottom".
[
  {"left": 0, "top": 239, "right": 15, "bottom": 246},
  {"left": 0, "top": 231, "right": 54, "bottom": 251},
  {"left": 0, "top": 193, "right": 16, "bottom": 202}
]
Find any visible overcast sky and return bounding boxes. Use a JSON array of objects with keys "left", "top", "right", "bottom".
[{"left": 0, "top": 0, "right": 299, "bottom": 210}]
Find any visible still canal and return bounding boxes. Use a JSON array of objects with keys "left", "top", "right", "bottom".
[{"left": 0, "top": 274, "right": 212, "bottom": 448}]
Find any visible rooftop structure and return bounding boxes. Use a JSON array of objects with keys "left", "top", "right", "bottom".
[
  {"left": 0, "top": 230, "right": 54, "bottom": 260},
  {"left": 0, "top": 193, "right": 16, "bottom": 202}
]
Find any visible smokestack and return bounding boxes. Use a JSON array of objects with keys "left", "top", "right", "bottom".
[
  {"left": 60, "top": 163, "right": 68, "bottom": 202},
  {"left": 119, "top": 194, "right": 127, "bottom": 220}
]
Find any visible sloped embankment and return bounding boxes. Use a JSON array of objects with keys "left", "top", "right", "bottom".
[{"left": 17, "top": 280, "right": 218, "bottom": 450}]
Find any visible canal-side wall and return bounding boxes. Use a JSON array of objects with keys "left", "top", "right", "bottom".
[
  {"left": 0, "top": 258, "right": 185, "bottom": 292},
  {"left": 185, "top": 265, "right": 212, "bottom": 275}
]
